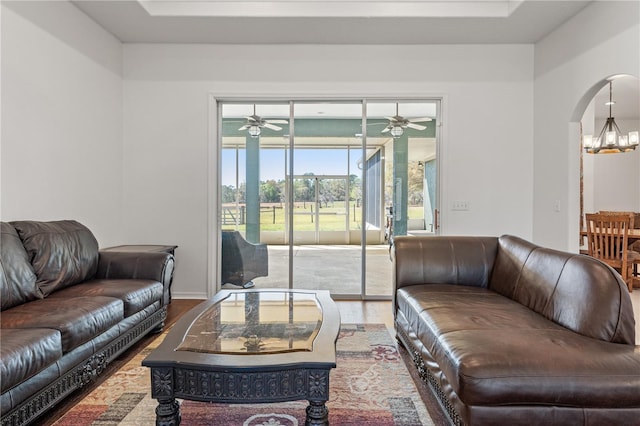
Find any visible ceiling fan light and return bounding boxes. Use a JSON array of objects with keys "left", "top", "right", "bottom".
[
  {"left": 248, "top": 125, "right": 261, "bottom": 137},
  {"left": 390, "top": 126, "right": 404, "bottom": 138}
]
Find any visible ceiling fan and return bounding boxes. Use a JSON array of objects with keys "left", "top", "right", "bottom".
[
  {"left": 238, "top": 105, "right": 288, "bottom": 137},
  {"left": 381, "top": 104, "right": 432, "bottom": 137}
]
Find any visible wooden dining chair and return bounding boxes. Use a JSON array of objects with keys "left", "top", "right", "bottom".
[
  {"left": 585, "top": 212, "right": 639, "bottom": 292},
  {"left": 598, "top": 211, "right": 640, "bottom": 284}
]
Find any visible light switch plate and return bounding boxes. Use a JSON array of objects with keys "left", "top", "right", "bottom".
[{"left": 452, "top": 200, "right": 470, "bottom": 211}]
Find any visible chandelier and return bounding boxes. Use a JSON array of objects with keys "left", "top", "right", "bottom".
[{"left": 583, "top": 81, "right": 639, "bottom": 154}]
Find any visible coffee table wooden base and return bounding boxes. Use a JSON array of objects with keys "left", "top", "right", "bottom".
[
  {"left": 149, "top": 365, "right": 331, "bottom": 426},
  {"left": 144, "top": 290, "right": 339, "bottom": 426}
]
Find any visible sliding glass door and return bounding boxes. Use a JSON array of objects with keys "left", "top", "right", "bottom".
[
  {"left": 220, "top": 102, "right": 291, "bottom": 290},
  {"left": 218, "top": 99, "right": 440, "bottom": 299},
  {"left": 290, "top": 102, "right": 363, "bottom": 296},
  {"left": 364, "top": 101, "right": 439, "bottom": 295}
]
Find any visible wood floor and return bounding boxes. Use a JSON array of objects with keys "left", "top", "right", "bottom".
[{"left": 41, "top": 294, "right": 640, "bottom": 425}]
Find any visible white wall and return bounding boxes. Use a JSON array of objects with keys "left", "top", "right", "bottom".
[
  {"left": 583, "top": 117, "right": 640, "bottom": 213},
  {"left": 534, "top": 0, "right": 640, "bottom": 251},
  {"left": 123, "top": 44, "right": 534, "bottom": 298},
  {"left": 1, "top": 1, "right": 124, "bottom": 246},
  {"left": 581, "top": 100, "right": 596, "bottom": 216}
]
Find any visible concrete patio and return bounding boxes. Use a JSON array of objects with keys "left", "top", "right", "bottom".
[{"left": 226, "top": 244, "right": 394, "bottom": 298}]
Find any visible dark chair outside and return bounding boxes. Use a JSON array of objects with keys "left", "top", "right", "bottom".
[{"left": 221, "top": 230, "right": 269, "bottom": 288}]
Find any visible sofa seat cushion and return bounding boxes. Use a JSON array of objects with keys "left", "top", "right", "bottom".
[
  {"left": 0, "top": 328, "right": 62, "bottom": 392},
  {"left": 0, "top": 296, "right": 123, "bottom": 353},
  {"left": 397, "top": 285, "right": 640, "bottom": 408},
  {"left": 48, "top": 279, "right": 163, "bottom": 317}
]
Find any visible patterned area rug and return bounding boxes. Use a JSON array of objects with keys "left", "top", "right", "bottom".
[{"left": 53, "top": 324, "right": 444, "bottom": 426}]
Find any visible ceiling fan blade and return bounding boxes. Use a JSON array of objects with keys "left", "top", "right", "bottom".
[
  {"left": 263, "top": 123, "right": 282, "bottom": 131},
  {"left": 409, "top": 117, "right": 433, "bottom": 123},
  {"left": 406, "top": 123, "right": 427, "bottom": 131},
  {"left": 238, "top": 125, "right": 250, "bottom": 131},
  {"left": 265, "top": 119, "right": 288, "bottom": 124},
  {"left": 381, "top": 127, "right": 391, "bottom": 133}
]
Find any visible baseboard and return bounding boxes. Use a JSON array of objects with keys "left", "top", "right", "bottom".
[{"left": 170, "top": 292, "right": 209, "bottom": 299}]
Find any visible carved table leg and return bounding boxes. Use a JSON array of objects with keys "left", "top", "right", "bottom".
[
  {"left": 155, "top": 398, "right": 181, "bottom": 426},
  {"left": 305, "top": 400, "right": 329, "bottom": 426}
]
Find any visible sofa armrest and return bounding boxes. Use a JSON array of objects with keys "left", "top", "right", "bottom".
[
  {"left": 95, "top": 251, "right": 175, "bottom": 305},
  {"left": 392, "top": 235, "right": 499, "bottom": 291}
]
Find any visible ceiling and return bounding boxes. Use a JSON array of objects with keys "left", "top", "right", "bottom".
[
  {"left": 69, "top": 1, "right": 637, "bottom": 120},
  {"left": 72, "top": 0, "right": 593, "bottom": 44},
  {"left": 592, "top": 76, "right": 640, "bottom": 121},
  {"left": 221, "top": 102, "right": 438, "bottom": 161}
]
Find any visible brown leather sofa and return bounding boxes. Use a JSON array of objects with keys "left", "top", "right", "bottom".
[
  {"left": 0, "top": 220, "right": 175, "bottom": 426},
  {"left": 392, "top": 234, "right": 640, "bottom": 426}
]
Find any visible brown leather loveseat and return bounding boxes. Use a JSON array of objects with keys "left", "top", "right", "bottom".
[
  {"left": 392, "top": 234, "right": 639, "bottom": 425},
  {"left": 1, "top": 220, "right": 175, "bottom": 426}
]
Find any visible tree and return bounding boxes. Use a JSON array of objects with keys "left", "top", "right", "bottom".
[
  {"left": 260, "top": 180, "right": 281, "bottom": 203},
  {"left": 349, "top": 174, "right": 361, "bottom": 203},
  {"left": 221, "top": 185, "right": 237, "bottom": 203},
  {"left": 408, "top": 161, "right": 424, "bottom": 206}
]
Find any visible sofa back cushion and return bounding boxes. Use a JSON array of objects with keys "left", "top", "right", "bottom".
[
  {"left": 0, "top": 222, "right": 42, "bottom": 310},
  {"left": 490, "top": 235, "right": 636, "bottom": 344},
  {"left": 393, "top": 235, "right": 499, "bottom": 290},
  {"left": 11, "top": 220, "right": 99, "bottom": 297}
]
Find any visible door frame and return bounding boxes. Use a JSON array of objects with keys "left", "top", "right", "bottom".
[{"left": 209, "top": 95, "right": 444, "bottom": 299}]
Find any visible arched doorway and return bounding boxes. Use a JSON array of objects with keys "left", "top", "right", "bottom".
[{"left": 576, "top": 75, "right": 640, "bottom": 251}]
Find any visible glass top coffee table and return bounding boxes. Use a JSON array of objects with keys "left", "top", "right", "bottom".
[{"left": 143, "top": 289, "right": 340, "bottom": 426}]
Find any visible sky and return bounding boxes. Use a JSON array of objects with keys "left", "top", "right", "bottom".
[{"left": 221, "top": 148, "right": 362, "bottom": 186}]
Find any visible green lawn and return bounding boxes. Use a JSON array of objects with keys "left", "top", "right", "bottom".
[{"left": 222, "top": 203, "right": 424, "bottom": 232}]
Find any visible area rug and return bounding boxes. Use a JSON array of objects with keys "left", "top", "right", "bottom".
[{"left": 53, "top": 324, "right": 444, "bottom": 426}]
